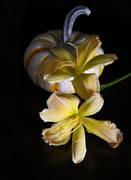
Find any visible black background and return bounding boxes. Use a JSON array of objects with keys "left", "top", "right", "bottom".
[{"left": 1, "top": 0, "right": 131, "bottom": 179}]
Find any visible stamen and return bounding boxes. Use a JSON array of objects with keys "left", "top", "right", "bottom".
[
  {"left": 58, "top": 116, "right": 82, "bottom": 138},
  {"left": 67, "top": 42, "right": 78, "bottom": 63},
  {"left": 54, "top": 61, "right": 76, "bottom": 71},
  {"left": 71, "top": 122, "right": 82, "bottom": 134}
]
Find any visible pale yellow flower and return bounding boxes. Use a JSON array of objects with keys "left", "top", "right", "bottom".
[
  {"left": 42, "top": 35, "right": 117, "bottom": 99},
  {"left": 39, "top": 91, "right": 123, "bottom": 164}
]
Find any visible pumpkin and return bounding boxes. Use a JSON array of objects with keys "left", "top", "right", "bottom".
[{"left": 23, "top": 5, "right": 116, "bottom": 97}]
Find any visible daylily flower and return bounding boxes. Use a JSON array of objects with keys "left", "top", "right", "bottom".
[
  {"left": 42, "top": 35, "right": 117, "bottom": 99},
  {"left": 39, "top": 91, "right": 123, "bottom": 164}
]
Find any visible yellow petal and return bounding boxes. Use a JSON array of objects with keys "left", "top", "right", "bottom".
[
  {"left": 39, "top": 91, "right": 80, "bottom": 122},
  {"left": 82, "top": 117, "right": 123, "bottom": 148},
  {"left": 44, "top": 73, "right": 72, "bottom": 83},
  {"left": 82, "top": 54, "right": 117, "bottom": 72},
  {"left": 72, "top": 125, "right": 87, "bottom": 164},
  {"left": 77, "top": 35, "right": 101, "bottom": 70},
  {"left": 42, "top": 58, "right": 75, "bottom": 75},
  {"left": 42, "top": 119, "right": 72, "bottom": 146},
  {"left": 84, "top": 66, "right": 104, "bottom": 77},
  {"left": 72, "top": 73, "right": 100, "bottom": 99},
  {"left": 43, "top": 60, "right": 76, "bottom": 83},
  {"left": 42, "top": 116, "right": 80, "bottom": 146},
  {"left": 51, "top": 47, "right": 75, "bottom": 62},
  {"left": 78, "top": 92, "right": 104, "bottom": 116},
  {"left": 42, "top": 59, "right": 63, "bottom": 75}
]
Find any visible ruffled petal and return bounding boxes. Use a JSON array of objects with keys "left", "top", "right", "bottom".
[
  {"left": 42, "top": 118, "right": 72, "bottom": 146},
  {"left": 78, "top": 92, "right": 104, "bottom": 116},
  {"left": 82, "top": 117, "right": 123, "bottom": 148},
  {"left": 72, "top": 73, "right": 100, "bottom": 99},
  {"left": 39, "top": 91, "right": 80, "bottom": 122},
  {"left": 72, "top": 125, "right": 87, "bottom": 164}
]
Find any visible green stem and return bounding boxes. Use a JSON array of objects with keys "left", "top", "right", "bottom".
[{"left": 100, "top": 72, "right": 131, "bottom": 91}]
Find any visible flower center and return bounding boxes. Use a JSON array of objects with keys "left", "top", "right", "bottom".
[{"left": 72, "top": 114, "right": 82, "bottom": 127}]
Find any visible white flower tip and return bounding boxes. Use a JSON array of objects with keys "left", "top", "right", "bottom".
[
  {"left": 39, "top": 111, "right": 48, "bottom": 122},
  {"left": 72, "top": 148, "right": 87, "bottom": 164},
  {"left": 39, "top": 111, "right": 43, "bottom": 119}
]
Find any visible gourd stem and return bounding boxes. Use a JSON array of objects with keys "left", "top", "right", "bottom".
[{"left": 62, "top": 5, "right": 91, "bottom": 47}]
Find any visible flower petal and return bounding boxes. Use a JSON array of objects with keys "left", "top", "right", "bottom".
[
  {"left": 82, "top": 117, "right": 123, "bottom": 148},
  {"left": 42, "top": 58, "right": 75, "bottom": 76},
  {"left": 56, "top": 78, "right": 75, "bottom": 94},
  {"left": 72, "top": 125, "right": 87, "bottom": 164},
  {"left": 44, "top": 72, "right": 72, "bottom": 83},
  {"left": 72, "top": 73, "right": 100, "bottom": 99},
  {"left": 84, "top": 66, "right": 104, "bottom": 77},
  {"left": 77, "top": 35, "right": 101, "bottom": 70},
  {"left": 42, "top": 118, "right": 72, "bottom": 146},
  {"left": 39, "top": 91, "right": 80, "bottom": 122},
  {"left": 78, "top": 92, "right": 104, "bottom": 116},
  {"left": 51, "top": 47, "right": 75, "bottom": 62},
  {"left": 82, "top": 54, "right": 118, "bottom": 72},
  {"left": 43, "top": 59, "right": 76, "bottom": 83}
]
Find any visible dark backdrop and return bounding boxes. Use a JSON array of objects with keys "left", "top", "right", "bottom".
[{"left": 1, "top": 0, "right": 131, "bottom": 179}]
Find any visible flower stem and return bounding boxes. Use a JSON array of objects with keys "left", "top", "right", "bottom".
[{"left": 100, "top": 72, "right": 131, "bottom": 91}]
